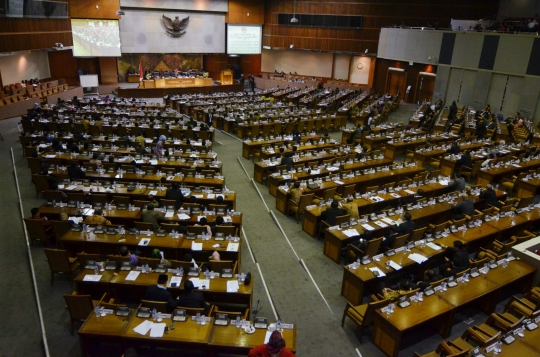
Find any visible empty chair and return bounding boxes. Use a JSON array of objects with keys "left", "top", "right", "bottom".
[
  {"left": 63, "top": 291, "right": 104, "bottom": 335},
  {"left": 208, "top": 260, "right": 238, "bottom": 274},
  {"left": 287, "top": 193, "right": 314, "bottom": 223},
  {"left": 213, "top": 306, "right": 249, "bottom": 320},
  {"left": 44, "top": 248, "right": 80, "bottom": 286},
  {"left": 341, "top": 298, "right": 390, "bottom": 343},
  {"left": 24, "top": 218, "right": 54, "bottom": 247},
  {"left": 135, "top": 221, "right": 154, "bottom": 232},
  {"left": 140, "top": 300, "right": 169, "bottom": 313},
  {"left": 50, "top": 220, "right": 71, "bottom": 241}
]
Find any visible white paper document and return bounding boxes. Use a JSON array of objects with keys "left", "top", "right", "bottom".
[
  {"left": 342, "top": 229, "right": 360, "bottom": 237},
  {"left": 125, "top": 271, "right": 141, "bottom": 281},
  {"left": 168, "top": 276, "right": 182, "bottom": 287},
  {"left": 369, "top": 267, "right": 386, "bottom": 277},
  {"left": 191, "top": 242, "right": 203, "bottom": 251},
  {"left": 227, "top": 242, "right": 239, "bottom": 251},
  {"left": 83, "top": 274, "right": 102, "bottom": 282},
  {"left": 68, "top": 216, "right": 84, "bottom": 224},
  {"left": 150, "top": 323, "right": 166, "bottom": 338},
  {"left": 165, "top": 212, "right": 174, "bottom": 218},
  {"left": 148, "top": 190, "right": 158, "bottom": 196},
  {"left": 404, "top": 189, "right": 415, "bottom": 195},
  {"left": 361, "top": 223, "right": 375, "bottom": 231},
  {"left": 388, "top": 261, "right": 402, "bottom": 270},
  {"left": 382, "top": 217, "right": 396, "bottom": 225},
  {"left": 133, "top": 320, "right": 153, "bottom": 336},
  {"left": 408, "top": 253, "right": 428, "bottom": 264},
  {"left": 227, "top": 280, "right": 240, "bottom": 292},
  {"left": 177, "top": 213, "right": 191, "bottom": 220},
  {"left": 138, "top": 238, "right": 151, "bottom": 246},
  {"left": 426, "top": 243, "right": 442, "bottom": 251},
  {"left": 374, "top": 221, "right": 388, "bottom": 228},
  {"left": 207, "top": 193, "right": 216, "bottom": 199},
  {"left": 439, "top": 180, "right": 449, "bottom": 186}
]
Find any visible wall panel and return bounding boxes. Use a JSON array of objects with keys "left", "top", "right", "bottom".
[
  {"left": 226, "top": 0, "right": 264, "bottom": 25},
  {"left": 487, "top": 74, "right": 507, "bottom": 113},
  {"left": 0, "top": 52, "right": 51, "bottom": 86},
  {"left": 334, "top": 54, "right": 351, "bottom": 80},
  {"left": 493, "top": 36, "right": 534, "bottom": 75},
  {"left": 261, "top": 49, "right": 333, "bottom": 78},
  {"left": 70, "top": 0, "right": 120, "bottom": 19}
]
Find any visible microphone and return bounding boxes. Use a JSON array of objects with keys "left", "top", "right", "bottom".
[{"left": 253, "top": 300, "right": 261, "bottom": 315}]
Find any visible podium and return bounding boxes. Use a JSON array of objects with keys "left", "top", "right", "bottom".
[
  {"left": 79, "top": 75, "right": 99, "bottom": 96},
  {"left": 220, "top": 70, "right": 233, "bottom": 85}
]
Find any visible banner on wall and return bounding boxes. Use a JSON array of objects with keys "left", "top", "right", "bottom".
[{"left": 118, "top": 53, "right": 202, "bottom": 76}]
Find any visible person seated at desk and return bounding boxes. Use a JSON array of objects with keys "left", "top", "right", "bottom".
[
  {"left": 29, "top": 207, "right": 51, "bottom": 228},
  {"left": 397, "top": 212, "right": 416, "bottom": 237},
  {"left": 195, "top": 217, "right": 212, "bottom": 235},
  {"left": 141, "top": 204, "right": 164, "bottom": 231},
  {"left": 176, "top": 280, "right": 210, "bottom": 314},
  {"left": 154, "top": 135, "right": 166, "bottom": 159},
  {"left": 451, "top": 193, "right": 474, "bottom": 220},
  {"left": 342, "top": 197, "right": 359, "bottom": 220},
  {"left": 66, "top": 138, "right": 79, "bottom": 153},
  {"left": 347, "top": 124, "right": 363, "bottom": 144},
  {"left": 49, "top": 182, "right": 68, "bottom": 201},
  {"left": 448, "top": 172, "right": 466, "bottom": 192},
  {"left": 89, "top": 153, "right": 102, "bottom": 167},
  {"left": 148, "top": 194, "right": 160, "bottom": 208},
  {"left": 249, "top": 330, "right": 296, "bottom": 357},
  {"left": 210, "top": 216, "right": 233, "bottom": 236},
  {"left": 280, "top": 152, "right": 294, "bottom": 171},
  {"left": 67, "top": 162, "right": 86, "bottom": 179},
  {"left": 119, "top": 245, "right": 138, "bottom": 266},
  {"left": 416, "top": 269, "right": 442, "bottom": 290},
  {"left": 479, "top": 184, "right": 500, "bottom": 208},
  {"left": 379, "top": 279, "right": 413, "bottom": 302},
  {"left": 288, "top": 181, "right": 304, "bottom": 205},
  {"left": 84, "top": 208, "right": 111, "bottom": 226},
  {"left": 481, "top": 153, "right": 495, "bottom": 167},
  {"left": 380, "top": 226, "right": 400, "bottom": 252},
  {"left": 320, "top": 200, "right": 347, "bottom": 227},
  {"left": 144, "top": 274, "right": 177, "bottom": 311},
  {"left": 439, "top": 240, "right": 470, "bottom": 277},
  {"left": 183, "top": 253, "right": 199, "bottom": 268},
  {"left": 165, "top": 182, "right": 184, "bottom": 209},
  {"left": 215, "top": 195, "right": 232, "bottom": 212},
  {"left": 448, "top": 141, "right": 461, "bottom": 155},
  {"left": 455, "top": 150, "right": 472, "bottom": 173}
]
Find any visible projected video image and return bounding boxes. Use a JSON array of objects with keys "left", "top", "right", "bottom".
[{"left": 72, "top": 19, "right": 121, "bottom": 57}]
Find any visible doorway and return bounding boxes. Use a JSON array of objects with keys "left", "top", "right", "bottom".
[
  {"left": 385, "top": 70, "right": 407, "bottom": 99},
  {"left": 414, "top": 74, "right": 435, "bottom": 103}
]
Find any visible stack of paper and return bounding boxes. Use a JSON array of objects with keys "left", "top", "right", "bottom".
[
  {"left": 361, "top": 223, "right": 375, "bottom": 231},
  {"left": 125, "top": 271, "right": 141, "bottom": 281},
  {"left": 408, "top": 253, "right": 428, "bottom": 264},
  {"left": 227, "top": 242, "right": 239, "bottom": 251},
  {"left": 149, "top": 323, "right": 166, "bottom": 338},
  {"left": 133, "top": 320, "right": 153, "bottom": 336},
  {"left": 83, "top": 275, "right": 102, "bottom": 282},
  {"left": 191, "top": 242, "right": 203, "bottom": 251},
  {"left": 177, "top": 213, "right": 191, "bottom": 220},
  {"left": 168, "top": 276, "right": 182, "bottom": 287},
  {"left": 374, "top": 221, "right": 388, "bottom": 228},
  {"left": 342, "top": 229, "right": 360, "bottom": 237},
  {"left": 227, "top": 280, "right": 240, "bottom": 292},
  {"left": 388, "top": 261, "right": 402, "bottom": 270},
  {"left": 369, "top": 267, "right": 386, "bottom": 277},
  {"left": 426, "top": 243, "right": 442, "bottom": 251}
]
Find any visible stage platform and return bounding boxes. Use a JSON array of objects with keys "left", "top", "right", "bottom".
[{"left": 116, "top": 83, "right": 244, "bottom": 98}]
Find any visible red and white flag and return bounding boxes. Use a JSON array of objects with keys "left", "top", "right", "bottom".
[{"left": 139, "top": 59, "right": 143, "bottom": 81}]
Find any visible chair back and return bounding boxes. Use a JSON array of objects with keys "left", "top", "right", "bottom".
[
  {"left": 63, "top": 293, "right": 94, "bottom": 320},
  {"left": 44, "top": 190, "right": 64, "bottom": 202},
  {"left": 106, "top": 255, "right": 130, "bottom": 265},
  {"left": 364, "top": 237, "right": 383, "bottom": 257},
  {"left": 297, "top": 193, "right": 314, "bottom": 214},
  {"left": 133, "top": 200, "right": 150, "bottom": 209},
  {"left": 160, "top": 223, "right": 182, "bottom": 233},
  {"left": 341, "top": 185, "right": 356, "bottom": 197},
  {"left": 391, "top": 234, "right": 409, "bottom": 249},
  {"left": 334, "top": 214, "right": 350, "bottom": 226},
  {"left": 50, "top": 220, "right": 71, "bottom": 240},
  {"left": 517, "top": 195, "right": 534, "bottom": 208},
  {"left": 138, "top": 257, "right": 160, "bottom": 267},
  {"left": 176, "top": 306, "right": 207, "bottom": 316},
  {"left": 215, "top": 225, "right": 237, "bottom": 236},
  {"left": 76, "top": 252, "right": 102, "bottom": 266},
  {"left": 213, "top": 306, "right": 249, "bottom": 320},
  {"left": 363, "top": 299, "right": 391, "bottom": 327},
  {"left": 135, "top": 221, "right": 154, "bottom": 231},
  {"left": 409, "top": 226, "right": 427, "bottom": 242},
  {"left": 322, "top": 188, "right": 336, "bottom": 201},
  {"left": 44, "top": 248, "right": 73, "bottom": 272},
  {"left": 24, "top": 218, "right": 50, "bottom": 243},
  {"left": 32, "top": 174, "right": 50, "bottom": 197},
  {"left": 160, "top": 199, "right": 177, "bottom": 208},
  {"left": 208, "top": 260, "right": 237, "bottom": 274},
  {"left": 140, "top": 300, "right": 169, "bottom": 313},
  {"left": 91, "top": 194, "right": 109, "bottom": 205},
  {"left": 187, "top": 226, "right": 207, "bottom": 235},
  {"left": 170, "top": 260, "right": 196, "bottom": 271}
]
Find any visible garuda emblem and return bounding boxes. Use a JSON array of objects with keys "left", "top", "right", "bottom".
[{"left": 162, "top": 15, "right": 190, "bottom": 38}]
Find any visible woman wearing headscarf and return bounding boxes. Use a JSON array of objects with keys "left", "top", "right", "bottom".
[
  {"left": 155, "top": 135, "right": 166, "bottom": 159},
  {"left": 248, "top": 330, "right": 295, "bottom": 357}
]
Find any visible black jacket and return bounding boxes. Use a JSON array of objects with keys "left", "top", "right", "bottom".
[
  {"left": 479, "top": 188, "right": 500, "bottom": 208},
  {"left": 177, "top": 291, "right": 208, "bottom": 314},
  {"left": 144, "top": 285, "right": 177, "bottom": 311}
]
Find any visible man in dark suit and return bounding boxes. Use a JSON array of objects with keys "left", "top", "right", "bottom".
[
  {"left": 448, "top": 141, "right": 461, "bottom": 155},
  {"left": 397, "top": 212, "right": 416, "bottom": 238},
  {"left": 479, "top": 184, "right": 500, "bottom": 208},
  {"left": 144, "top": 274, "right": 177, "bottom": 311},
  {"left": 280, "top": 152, "right": 294, "bottom": 171},
  {"left": 448, "top": 172, "right": 466, "bottom": 192},
  {"left": 440, "top": 240, "right": 470, "bottom": 277},
  {"left": 455, "top": 150, "right": 472, "bottom": 172},
  {"left": 67, "top": 162, "right": 86, "bottom": 179},
  {"left": 165, "top": 182, "right": 184, "bottom": 209},
  {"left": 452, "top": 193, "right": 475, "bottom": 220},
  {"left": 205, "top": 111, "right": 213, "bottom": 127},
  {"left": 415, "top": 269, "right": 442, "bottom": 290},
  {"left": 320, "top": 200, "right": 346, "bottom": 227},
  {"left": 177, "top": 280, "right": 210, "bottom": 314}
]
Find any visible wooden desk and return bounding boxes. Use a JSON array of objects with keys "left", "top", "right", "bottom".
[
  {"left": 477, "top": 157, "right": 540, "bottom": 186},
  {"left": 78, "top": 309, "right": 132, "bottom": 357},
  {"left": 208, "top": 323, "right": 297, "bottom": 357},
  {"left": 436, "top": 275, "right": 500, "bottom": 314},
  {"left": 516, "top": 326, "right": 540, "bottom": 355},
  {"left": 122, "top": 315, "right": 212, "bottom": 355},
  {"left": 516, "top": 177, "right": 540, "bottom": 198},
  {"left": 253, "top": 152, "right": 336, "bottom": 184},
  {"left": 384, "top": 134, "right": 459, "bottom": 159},
  {"left": 372, "top": 293, "right": 455, "bottom": 357}
]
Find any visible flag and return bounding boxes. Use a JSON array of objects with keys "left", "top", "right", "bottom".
[{"left": 139, "top": 59, "right": 143, "bottom": 81}]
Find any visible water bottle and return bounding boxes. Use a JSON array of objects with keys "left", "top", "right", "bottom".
[
  {"left": 52, "top": 199, "right": 56, "bottom": 207},
  {"left": 276, "top": 319, "right": 282, "bottom": 332},
  {"left": 196, "top": 312, "right": 201, "bottom": 324},
  {"left": 93, "top": 263, "right": 98, "bottom": 275},
  {"left": 94, "top": 305, "right": 100, "bottom": 318},
  {"left": 236, "top": 315, "right": 241, "bottom": 328},
  {"left": 179, "top": 266, "right": 184, "bottom": 276},
  {"left": 152, "top": 308, "right": 157, "bottom": 321},
  {"left": 145, "top": 263, "right": 149, "bottom": 273}
]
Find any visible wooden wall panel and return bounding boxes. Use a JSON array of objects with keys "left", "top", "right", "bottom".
[
  {"left": 240, "top": 54, "right": 262, "bottom": 77},
  {"left": 99, "top": 57, "right": 119, "bottom": 85},
  {"left": 204, "top": 54, "right": 230, "bottom": 80},
  {"left": 226, "top": 0, "right": 265, "bottom": 24},
  {"left": 48, "top": 50, "right": 79, "bottom": 86},
  {"left": 264, "top": 0, "right": 499, "bottom": 53},
  {"left": 69, "top": 0, "right": 120, "bottom": 20}
]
